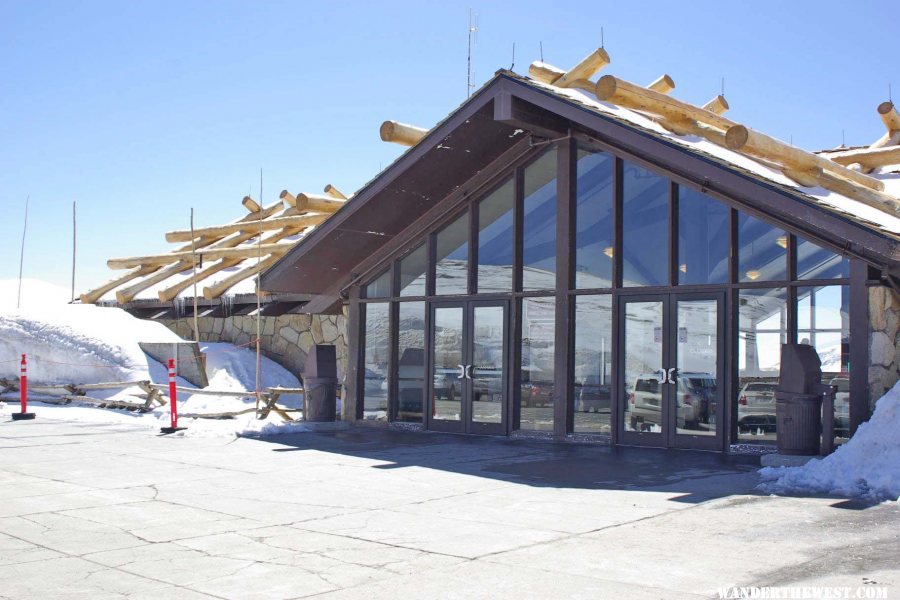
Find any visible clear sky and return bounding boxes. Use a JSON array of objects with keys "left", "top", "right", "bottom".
[{"left": 2, "top": 0, "right": 897, "bottom": 295}]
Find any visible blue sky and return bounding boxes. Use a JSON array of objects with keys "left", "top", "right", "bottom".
[{"left": 1, "top": 0, "right": 897, "bottom": 294}]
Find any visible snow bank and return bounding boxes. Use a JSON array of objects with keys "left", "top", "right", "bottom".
[
  {"left": 759, "top": 382, "right": 900, "bottom": 501},
  {"left": 0, "top": 304, "right": 181, "bottom": 383},
  {"left": 0, "top": 279, "right": 72, "bottom": 311}
]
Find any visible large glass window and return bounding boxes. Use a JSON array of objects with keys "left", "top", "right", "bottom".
[
  {"left": 679, "top": 188, "right": 729, "bottom": 285},
  {"left": 522, "top": 149, "right": 558, "bottom": 291},
  {"left": 622, "top": 161, "right": 669, "bottom": 287},
  {"left": 477, "top": 179, "right": 514, "bottom": 293},
  {"left": 519, "top": 297, "right": 555, "bottom": 431},
  {"left": 397, "top": 302, "right": 425, "bottom": 422},
  {"left": 737, "top": 288, "right": 787, "bottom": 441},
  {"left": 362, "top": 302, "right": 390, "bottom": 420},
  {"left": 574, "top": 149, "right": 614, "bottom": 289},
  {"left": 797, "top": 237, "right": 849, "bottom": 280},
  {"left": 399, "top": 245, "right": 428, "bottom": 296},
  {"left": 738, "top": 213, "right": 787, "bottom": 283},
  {"left": 434, "top": 212, "right": 469, "bottom": 296},
  {"left": 573, "top": 295, "right": 612, "bottom": 433},
  {"left": 364, "top": 270, "right": 391, "bottom": 298},
  {"left": 798, "top": 285, "right": 850, "bottom": 443}
]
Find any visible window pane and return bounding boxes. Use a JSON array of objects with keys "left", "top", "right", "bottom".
[
  {"left": 738, "top": 213, "right": 787, "bottom": 282},
  {"left": 399, "top": 245, "right": 428, "bottom": 297},
  {"left": 575, "top": 149, "right": 614, "bottom": 289},
  {"left": 519, "top": 297, "right": 555, "bottom": 431},
  {"left": 397, "top": 302, "right": 425, "bottom": 422},
  {"left": 797, "top": 236, "right": 849, "bottom": 280},
  {"left": 362, "top": 302, "right": 390, "bottom": 420},
  {"left": 435, "top": 212, "right": 469, "bottom": 295},
  {"left": 522, "top": 149, "right": 558, "bottom": 291},
  {"left": 737, "top": 288, "right": 787, "bottom": 442},
  {"left": 477, "top": 179, "right": 514, "bottom": 293},
  {"left": 574, "top": 295, "right": 612, "bottom": 434},
  {"left": 798, "top": 285, "right": 850, "bottom": 444},
  {"left": 622, "top": 161, "right": 669, "bottom": 287},
  {"left": 678, "top": 188, "right": 729, "bottom": 285},
  {"left": 364, "top": 270, "right": 391, "bottom": 298}
]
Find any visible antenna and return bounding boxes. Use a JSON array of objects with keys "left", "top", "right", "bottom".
[
  {"left": 16, "top": 195, "right": 29, "bottom": 310},
  {"left": 842, "top": 129, "right": 846, "bottom": 148},
  {"left": 510, "top": 42, "right": 515, "bottom": 71},
  {"left": 71, "top": 201, "right": 76, "bottom": 303},
  {"left": 601, "top": 27, "right": 605, "bottom": 49},
  {"left": 255, "top": 167, "right": 263, "bottom": 409},
  {"left": 721, "top": 77, "right": 726, "bottom": 97},
  {"left": 467, "top": 8, "right": 478, "bottom": 97},
  {"left": 540, "top": 41, "right": 544, "bottom": 62}
]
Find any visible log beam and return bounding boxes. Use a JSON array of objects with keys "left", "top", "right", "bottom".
[
  {"left": 323, "top": 184, "right": 348, "bottom": 200},
  {"left": 297, "top": 193, "right": 346, "bottom": 213},
  {"left": 702, "top": 95, "right": 729, "bottom": 115},
  {"left": 595, "top": 75, "right": 736, "bottom": 131},
  {"left": 528, "top": 61, "right": 565, "bottom": 84},
  {"left": 165, "top": 213, "right": 326, "bottom": 243},
  {"left": 647, "top": 75, "right": 675, "bottom": 95},
  {"left": 725, "top": 125, "right": 885, "bottom": 191},
  {"left": 554, "top": 48, "right": 611, "bottom": 88},
  {"left": 380, "top": 121, "right": 427, "bottom": 146},
  {"left": 203, "top": 253, "right": 283, "bottom": 299},
  {"left": 825, "top": 145, "right": 900, "bottom": 171},
  {"left": 108, "top": 242, "right": 297, "bottom": 270},
  {"left": 878, "top": 101, "right": 900, "bottom": 133},
  {"left": 241, "top": 196, "right": 261, "bottom": 213},
  {"left": 279, "top": 190, "right": 297, "bottom": 207}
]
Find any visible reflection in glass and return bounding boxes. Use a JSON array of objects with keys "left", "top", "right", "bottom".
[
  {"left": 574, "top": 150, "right": 614, "bottom": 289},
  {"left": 678, "top": 188, "right": 729, "bottom": 285},
  {"left": 574, "top": 295, "right": 612, "bottom": 433},
  {"left": 399, "top": 245, "right": 428, "bottom": 297},
  {"left": 519, "top": 297, "right": 555, "bottom": 430},
  {"left": 798, "top": 285, "right": 850, "bottom": 444},
  {"left": 477, "top": 179, "right": 515, "bottom": 294},
  {"left": 432, "top": 307, "right": 463, "bottom": 421},
  {"left": 435, "top": 212, "right": 469, "bottom": 295},
  {"left": 397, "top": 302, "right": 425, "bottom": 422},
  {"left": 622, "top": 161, "right": 669, "bottom": 287},
  {"left": 471, "top": 306, "right": 505, "bottom": 424},
  {"left": 738, "top": 213, "right": 787, "bottom": 282},
  {"left": 737, "top": 288, "right": 787, "bottom": 441},
  {"left": 522, "top": 149, "right": 558, "bottom": 291},
  {"left": 797, "top": 237, "right": 849, "bottom": 280},
  {"left": 676, "top": 300, "right": 718, "bottom": 436},
  {"left": 364, "top": 270, "right": 391, "bottom": 298},
  {"left": 622, "top": 301, "right": 664, "bottom": 433},
  {"left": 362, "top": 303, "right": 390, "bottom": 420}
]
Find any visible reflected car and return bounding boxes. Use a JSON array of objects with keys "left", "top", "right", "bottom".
[
  {"left": 523, "top": 381, "right": 553, "bottom": 407},
  {"left": 737, "top": 382, "right": 777, "bottom": 432},
  {"left": 628, "top": 373, "right": 703, "bottom": 429},
  {"left": 829, "top": 377, "right": 850, "bottom": 437},
  {"left": 576, "top": 376, "right": 611, "bottom": 413},
  {"left": 364, "top": 368, "right": 386, "bottom": 398}
]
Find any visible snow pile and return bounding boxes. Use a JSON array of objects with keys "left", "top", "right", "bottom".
[
  {"left": 0, "top": 279, "right": 72, "bottom": 311},
  {"left": 759, "top": 381, "right": 900, "bottom": 501},
  {"left": 0, "top": 304, "right": 180, "bottom": 383}
]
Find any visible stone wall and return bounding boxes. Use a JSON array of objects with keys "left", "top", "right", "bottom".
[
  {"left": 159, "top": 312, "right": 348, "bottom": 383},
  {"left": 868, "top": 285, "right": 900, "bottom": 409}
]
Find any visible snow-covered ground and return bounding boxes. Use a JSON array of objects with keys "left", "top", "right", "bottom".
[
  {"left": 759, "top": 381, "right": 900, "bottom": 501},
  {"left": 0, "top": 279, "right": 320, "bottom": 437}
]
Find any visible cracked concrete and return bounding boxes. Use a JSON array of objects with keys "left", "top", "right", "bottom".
[{"left": 1, "top": 416, "right": 897, "bottom": 599}]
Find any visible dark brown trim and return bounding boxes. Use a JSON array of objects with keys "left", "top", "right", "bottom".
[
  {"left": 554, "top": 137, "right": 576, "bottom": 437},
  {"left": 849, "top": 259, "right": 869, "bottom": 434},
  {"left": 345, "top": 285, "right": 361, "bottom": 422}
]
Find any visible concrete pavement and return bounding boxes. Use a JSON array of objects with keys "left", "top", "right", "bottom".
[{"left": 0, "top": 415, "right": 897, "bottom": 599}]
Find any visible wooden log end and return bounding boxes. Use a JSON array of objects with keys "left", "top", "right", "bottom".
[
  {"left": 241, "top": 196, "right": 261, "bottom": 213},
  {"left": 594, "top": 75, "right": 618, "bottom": 101},
  {"left": 703, "top": 95, "right": 729, "bottom": 115},
  {"left": 279, "top": 190, "right": 298, "bottom": 207},
  {"left": 647, "top": 74, "right": 675, "bottom": 95},
  {"left": 323, "top": 184, "right": 347, "bottom": 200},
  {"left": 379, "top": 120, "right": 396, "bottom": 142},
  {"left": 877, "top": 101, "right": 895, "bottom": 116},
  {"left": 725, "top": 124, "right": 750, "bottom": 150}
]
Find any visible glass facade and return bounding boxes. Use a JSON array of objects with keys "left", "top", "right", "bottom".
[{"left": 355, "top": 141, "right": 859, "bottom": 448}]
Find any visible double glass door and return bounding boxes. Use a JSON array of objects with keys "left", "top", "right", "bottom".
[
  {"left": 619, "top": 293, "right": 724, "bottom": 450},
  {"left": 429, "top": 300, "right": 508, "bottom": 435}
]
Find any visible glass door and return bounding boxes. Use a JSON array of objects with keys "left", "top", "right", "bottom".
[
  {"left": 618, "top": 293, "right": 724, "bottom": 449},
  {"left": 428, "top": 301, "right": 508, "bottom": 435}
]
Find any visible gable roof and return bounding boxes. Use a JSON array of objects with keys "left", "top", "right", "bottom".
[{"left": 261, "top": 71, "right": 900, "bottom": 301}]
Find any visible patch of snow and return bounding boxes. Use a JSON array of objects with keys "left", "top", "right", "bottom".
[
  {"left": 759, "top": 381, "right": 900, "bottom": 501},
  {"left": 0, "top": 279, "right": 72, "bottom": 311}
]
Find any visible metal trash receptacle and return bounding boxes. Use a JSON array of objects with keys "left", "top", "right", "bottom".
[
  {"left": 303, "top": 345, "right": 338, "bottom": 422},
  {"left": 775, "top": 392, "right": 822, "bottom": 455}
]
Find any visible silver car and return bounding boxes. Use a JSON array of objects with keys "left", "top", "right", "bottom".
[{"left": 737, "top": 381, "right": 777, "bottom": 432}]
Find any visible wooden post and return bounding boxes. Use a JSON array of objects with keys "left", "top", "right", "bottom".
[
  {"left": 323, "top": 184, "right": 348, "bottom": 200},
  {"left": 242, "top": 196, "right": 261, "bottom": 213},
  {"left": 825, "top": 145, "right": 900, "bottom": 171},
  {"left": 297, "top": 193, "right": 346, "bottom": 213},
  {"left": 554, "top": 47, "right": 611, "bottom": 88},
  {"left": 878, "top": 101, "right": 900, "bottom": 132},
  {"left": 528, "top": 61, "right": 565, "bottom": 84},
  {"left": 380, "top": 121, "right": 427, "bottom": 146},
  {"left": 165, "top": 213, "right": 326, "bottom": 243},
  {"left": 702, "top": 95, "right": 729, "bottom": 115},
  {"left": 107, "top": 242, "right": 298, "bottom": 270},
  {"left": 279, "top": 190, "right": 298, "bottom": 207}
]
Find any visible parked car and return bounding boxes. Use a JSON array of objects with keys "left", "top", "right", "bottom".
[
  {"left": 576, "top": 375, "right": 611, "bottom": 413},
  {"left": 737, "top": 381, "right": 777, "bottom": 432},
  {"left": 523, "top": 380, "right": 554, "bottom": 407},
  {"left": 628, "top": 372, "right": 706, "bottom": 430}
]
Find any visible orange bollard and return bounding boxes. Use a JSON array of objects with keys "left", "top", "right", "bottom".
[{"left": 12, "top": 354, "right": 35, "bottom": 421}]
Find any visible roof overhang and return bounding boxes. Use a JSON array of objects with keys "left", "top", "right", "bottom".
[{"left": 261, "top": 73, "right": 900, "bottom": 303}]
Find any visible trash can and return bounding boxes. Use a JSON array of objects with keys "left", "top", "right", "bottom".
[
  {"left": 774, "top": 344, "right": 824, "bottom": 455},
  {"left": 303, "top": 345, "right": 337, "bottom": 422}
]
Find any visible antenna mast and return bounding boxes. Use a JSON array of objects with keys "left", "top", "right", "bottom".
[
  {"left": 16, "top": 195, "right": 29, "bottom": 310},
  {"left": 467, "top": 9, "right": 478, "bottom": 97}
]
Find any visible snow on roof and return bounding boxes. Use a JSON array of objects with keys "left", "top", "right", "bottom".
[{"left": 504, "top": 71, "right": 900, "bottom": 237}]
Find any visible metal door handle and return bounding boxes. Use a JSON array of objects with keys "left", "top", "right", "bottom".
[
  {"left": 666, "top": 367, "right": 677, "bottom": 384},
  {"left": 659, "top": 369, "right": 669, "bottom": 384},
  {"left": 457, "top": 365, "right": 465, "bottom": 379},
  {"left": 466, "top": 365, "right": 474, "bottom": 379}
]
